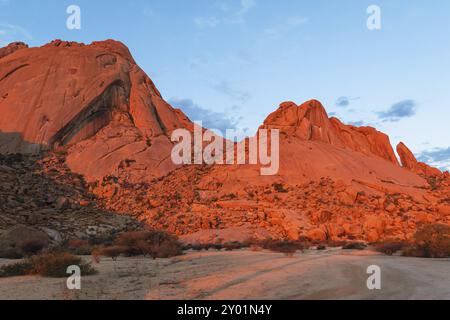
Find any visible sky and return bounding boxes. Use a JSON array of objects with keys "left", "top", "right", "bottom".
[{"left": 1, "top": 0, "right": 449, "bottom": 170}]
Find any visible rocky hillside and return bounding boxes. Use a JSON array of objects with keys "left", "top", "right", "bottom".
[
  {"left": 0, "top": 152, "right": 142, "bottom": 244},
  {"left": 1, "top": 40, "right": 449, "bottom": 244}
]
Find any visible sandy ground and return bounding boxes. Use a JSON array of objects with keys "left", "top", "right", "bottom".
[{"left": 0, "top": 248, "right": 449, "bottom": 300}]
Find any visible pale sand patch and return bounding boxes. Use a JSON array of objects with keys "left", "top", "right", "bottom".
[{"left": 0, "top": 249, "right": 449, "bottom": 300}]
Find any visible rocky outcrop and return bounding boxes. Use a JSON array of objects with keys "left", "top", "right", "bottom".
[
  {"left": 0, "top": 42, "right": 28, "bottom": 59},
  {"left": 397, "top": 142, "right": 442, "bottom": 176},
  {"left": 0, "top": 40, "right": 191, "bottom": 182},
  {"left": 262, "top": 100, "right": 399, "bottom": 165},
  {"left": 1, "top": 40, "right": 448, "bottom": 244}
]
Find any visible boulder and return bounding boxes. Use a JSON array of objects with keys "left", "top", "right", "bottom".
[{"left": 0, "top": 225, "right": 50, "bottom": 257}]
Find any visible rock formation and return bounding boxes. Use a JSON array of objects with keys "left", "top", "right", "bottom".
[
  {"left": 397, "top": 142, "right": 442, "bottom": 176},
  {"left": 1, "top": 40, "right": 448, "bottom": 244},
  {"left": 0, "top": 39, "right": 191, "bottom": 182},
  {"left": 0, "top": 42, "right": 28, "bottom": 59},
  {"left": 262, "top": 100, "right": 399, "bottom": 165}
]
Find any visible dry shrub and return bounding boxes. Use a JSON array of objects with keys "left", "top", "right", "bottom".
[
  {"left": 28, "top": 252, "right": 97, "bottom": 277},
  {"left": 374, "top": 241, "right": 407, "bottom": 256},
  {"left": 342, "top": 242, "right": 367, "bottom": 250},
  {"left": 405, "top": 224, "right": 450, "bottom": 258},
  {"left": 99, "top": 246, "right": 126, "bottom": 260},
  {"left": 103, "top": 230, "right": 183, "bottom": 259},
  {"left": 262, "top": 240, "right": 303, "bottom": 257},
  {"left": 0, "top": 261, "right": 32, "bottom": 278},
  {"left": 223, "top": 242, "right": 245, "bottom": 251},
  {"left": 0, "top": 252, "right": 97, "bottom": 278},
  {"left": 62, "top": 239, "right": 95, "bottom": 256},
  {"left": 67, "top": 239, "right": 89, "bottom": 249}
]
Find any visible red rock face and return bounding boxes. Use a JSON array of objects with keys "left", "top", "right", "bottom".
[
  {"left": 262, "top": 100, "right": 399, "bottom": 165},
  {"left": 397, "top": 142, "right": 442, "bottom": 176},
  {"left": 1, "top": 40, "right": 448, "bottom": 243},
  {"left": 0, "top": 40, "right": 191, "bottom": 182},
  {"left": 0, "top": 42, "right": 28, "bottom": 59}
]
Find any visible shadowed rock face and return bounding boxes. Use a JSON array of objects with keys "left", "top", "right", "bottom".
[{"left": 0, "top": 39, "right": 192, "bottom": 182}]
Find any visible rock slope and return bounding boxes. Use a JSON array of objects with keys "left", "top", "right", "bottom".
[
  {"left": 0, "top": 39, "right": 192, "bottom": 182},
  {"left": 1, "top": 40, "right": 449, "bottom": 243}
]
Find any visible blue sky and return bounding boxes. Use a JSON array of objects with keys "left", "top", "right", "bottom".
[{"left": 1, "top": 0, "right": 449, "bottom": 170}]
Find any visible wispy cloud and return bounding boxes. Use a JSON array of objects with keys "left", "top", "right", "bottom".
[
  {"left": 194, "top": 16, "right": 221, "bottom": 28},
  {"left": 0, "top": 23, "right": 32, "bottom": 46},
  {"left": 348, "top": 120, "right": 365, "bottom": 127},
  {"left": 194, "top": 0, "right": 257, "bottom": 28},
  {"left": 336, "top": 96, "right": 359, "bottom": 107},
  {"left": 213, "top": 80, "right": 251, "bottom": 103},
  {"left": 377, "top": 100, "right": 417, "bottom": 122},
  {"left": 234, "top": 0, "right": 256, "bottom": 21},
  {"left": 264, "top": 16, "right": 308, "bottom": 37},
  {"left": 418, "top": 147, "right": 450, "bottom": 171},
  {"left": 169, "top": 98, "right": 241, "bottom": 133}
]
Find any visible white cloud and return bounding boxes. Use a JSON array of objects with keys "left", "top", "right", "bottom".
[
  {"left": 238, "top": 0, "right": 256, "bottom": 16},
  {"left": 0, "top": 23, "right": 32, "bottom": 46},
  {"left": 194, "top": 0, "right": 257, "bottom": 28},
  {"left": 194, "top": 16, "right": 221, "bottom": 28},
  {"left": 264, "top": 16, "right": 308, "bottom": 37}
]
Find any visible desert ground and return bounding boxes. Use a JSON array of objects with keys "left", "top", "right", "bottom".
[{"left": 0, "top": 248, "right": 449, "bottom": 300}]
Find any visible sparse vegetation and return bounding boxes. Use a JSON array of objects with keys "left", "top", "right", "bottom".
[
  {"left": 94, "top": 230, "right": 183, "bottom": 260},
  {"left": 342, "top": 242, "right": 367, "bottom": 250},
  {"left": 261, "top": 239, "right": 305, "bottom": 257},
  {"left": 402, "top": 224, "right": 450, "bottom": 258},
  {"left": 0, "top": 261, "right": 32, "bottom": 278},
  {"left": 0, "top": 252, "right": 97, "bottom": 278},
  {"left": 374, "top": 241, "right": 407, "bottom": 256}
]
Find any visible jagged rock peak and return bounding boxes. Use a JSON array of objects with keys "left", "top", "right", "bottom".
[
  {"left": 262, "top": 100, "right": 399, "bottom": 165},
  {"left": 397, "top": 142, "right": 441, "bottom": 176}
]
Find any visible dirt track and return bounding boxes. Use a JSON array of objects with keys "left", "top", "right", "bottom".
[{"left": 0, "top": 249, "right": 449, "bottom": 300}]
